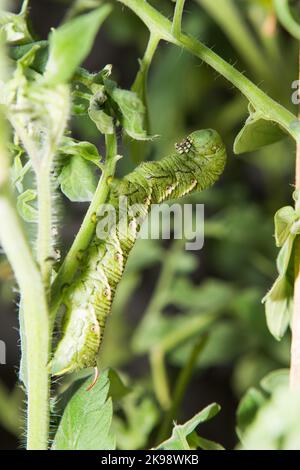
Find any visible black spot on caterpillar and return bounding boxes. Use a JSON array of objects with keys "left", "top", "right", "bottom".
[{"left": 50, "top": 129, "right": 226, "bottom": 375}]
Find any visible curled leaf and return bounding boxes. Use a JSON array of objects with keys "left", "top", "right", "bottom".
[
  {"left": 60, "top": 138, "right": 102, "bottom": 167},
  {"left": 0, "top": 1, "right": 32, "bottom": 44},
  {"left": 105, "top": 80, "right": 153, "bottom": 140},
  {"left": 155, "top": 404, "right": 221, "bottom": 450},
  {"left": 263, "top": 236, "right": 295, "bottom": 340},
  {"left": 264, "top": 276, "right": 293, "bottom": 341},
  {"left": 88, "top": 107, "right": 114, "bottom": 135},
  {"left": 234, "top": 108, "right": 287, "bottom": 155},
  {"left": 274, "top": 206, "right": 296, "bottom": 247}
]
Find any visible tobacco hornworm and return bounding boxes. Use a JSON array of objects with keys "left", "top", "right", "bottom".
[{"left": 50, "top": 129, "right": 226, "bottom": 376}]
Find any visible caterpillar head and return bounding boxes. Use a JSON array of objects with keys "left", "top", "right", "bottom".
[{"left": 175, "top": 129, "right": 227, "bottom": 192}]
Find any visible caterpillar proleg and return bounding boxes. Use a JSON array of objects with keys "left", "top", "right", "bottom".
[{"left": 50, "top": 129, "right": 226, "bottom": 376}]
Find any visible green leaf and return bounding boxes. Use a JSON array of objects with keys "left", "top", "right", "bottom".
[
  {"left": 11, "top": 155, "right": 23, "bottom": 192},
  {"left": 60, "top": 138, "right": 102, "bottom": 167},
  {"left": 108, "top": 369, "right": 130, "bottom": 402},
  {"left": 236, "top": 387, "right": 267, "bottom": 441},
  {"left": 170, "top": 321, "right": 245, "bottom": 369},
  {"left": 0, "top": 3, "right": 32, "bottom": 44},
  {"left": 168, "top": 278, "right": 234, "bottom": 311},
  {"left": 108, "top": 83, "right": 151, "bottom": 140},
  {"left": 264, "top": 276, "right": 293, "bottom": 340},
  {"left": 113, "top": 388, "right": 159, "bottom": 450},
  {"left": 0, "top": 381, "right": 23, "bottom": 437},
  {"left": 16, "top": 43, "right": 43, "bottom": 71},
  {"left": 9, "top": 41, "right": 49, "bottom": 74},
  {"left": 132, "top": 311, "right": 216, "bottom": 354},
  {"left": 52, "top": 370, "right": 115, "bottom": 450},
  {"left": 10, "top": 144, "right": 31, "bottom": 193},
  {"left": 188, "top": 432, "right": 225, "bottom": 450},
  {"left": 88, "top": 107, "right": 114, "bottom": 135},
  {"left": 155, "top": 404, "right": 221, "bottom": 450},
  {"left": 17, "top": 189, "right": 38, "bottom": 222},
  {"left": 276, "top": 233, "right": 295, "bottom": 275},
  {"left": 234, "top": 112, "right": 287, "bottom": 154},
  {"left": 173, "top": 252, "right": 197, "bottom": 274},
  {"left": 58, "top": 154, "right": 97, "bottom": 202},
  {"left": 45, "top": 6, "right": 112, "bottom": 84},
  {"left": 240, "top": 386, "right": 300, "bottom": 449},
  {"left": 260, "top": 369, "right": 289, "bottom": 394},
  {"left": 263, "top": 235, "right": 295, "bottom": 340},
  {"left": 274, "top": 206, "right": 296, "bottom": 247}
]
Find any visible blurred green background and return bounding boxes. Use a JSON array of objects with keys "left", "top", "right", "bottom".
[{"left": 0, "top": 0, "right": 298, "bottom": 449}]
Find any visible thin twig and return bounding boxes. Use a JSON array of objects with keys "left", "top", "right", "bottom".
[{"left": 172, "top": 0, "right": 186, "bottom": 38}]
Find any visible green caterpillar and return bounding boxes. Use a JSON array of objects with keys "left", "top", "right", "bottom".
[{"left": 50, "top": 129, "right": 226, "bottom": 376}]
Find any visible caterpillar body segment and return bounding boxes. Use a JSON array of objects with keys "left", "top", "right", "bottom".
[{"left": 50, "top": 129, "right": 226, "bottom": 375}]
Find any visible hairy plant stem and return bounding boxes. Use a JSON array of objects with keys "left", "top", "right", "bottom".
[
  {"left": 50, "top": 132, "right": 118, "bottom": 325},
  {"left": 0, "top": 188, "right": 50, "bottom": 450},
  {"left": 0, "top": 112, "right": 49, "bottom": 449},
  {"left": 118, "top": 0, "right": 299, "bottom": 140}
]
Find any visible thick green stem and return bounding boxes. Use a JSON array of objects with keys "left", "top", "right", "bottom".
[
  {"left": 9, "top": 88, "right": 70, "bottom": 292},
  {"left": 1, "top": 98, "right": 49, "bottom": 449},
  {"left": 118, "top": 0, "right": 299, "bottom": 140},
  {"left": 50, "top": 132, "right": 118, "bottom": 323},
  {"left": 0, "top": 190, "right": 50, "bottom": 450}
]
